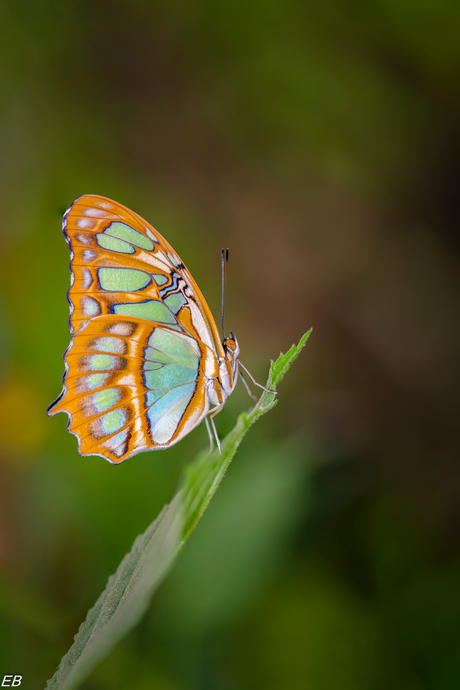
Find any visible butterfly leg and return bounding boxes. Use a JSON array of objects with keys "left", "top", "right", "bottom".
[
  {"left": 238, "top": 361, "right": 277, "bottom": 397},
  {"left": 239, "top": 370, "right": 259, "bottom": 401},
  {"left": 205, "top": 416, "right": 214, "bottom": 452},
  {"left": 207, "top": 402, "right": 225, "bottom": 453}
]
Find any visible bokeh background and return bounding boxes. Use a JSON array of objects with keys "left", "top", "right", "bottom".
[{"left": 1, "top": 1, "right": 460, "bottom": 688}]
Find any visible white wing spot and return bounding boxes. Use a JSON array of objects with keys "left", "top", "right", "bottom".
[
  {"left": 106, "top": 321, "right": 137, "bottom": 337},
  {"left": 75, "top": 232, "right": 91, "bottom": 246},
  {"left": 77, "top": 217, "right": 95, "bottom": 229},
  {"left": 83, "top": 208, "right": 107, "bottom": 218},
  {"left": 81, "top": 269, "right": 92, "bottom": 289},
  {"left": 82, "top": 296, "right": 100, "bottom": 317},
  {"left": 94, "top": 200, "right": 114, "bottom": 210}
]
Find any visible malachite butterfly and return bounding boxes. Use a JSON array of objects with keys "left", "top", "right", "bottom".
[{"left": 48, "top": 195, "right": 270, "bottom": 464}]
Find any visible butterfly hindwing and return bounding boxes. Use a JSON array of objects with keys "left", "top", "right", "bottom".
[{"left": 49, "top": 315, "right": 209, "bottom": 463}]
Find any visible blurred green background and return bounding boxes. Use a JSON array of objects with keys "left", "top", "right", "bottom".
[{"left": 1, "top": 0, "right": 460, "bottom": 688}]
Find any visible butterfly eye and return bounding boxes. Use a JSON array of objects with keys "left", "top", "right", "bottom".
[{"left": 223, "top": 334, "right": 239, "bottom": 355}]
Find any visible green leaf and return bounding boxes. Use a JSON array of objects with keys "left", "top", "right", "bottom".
[
  {"left": 180, "top": 328, "right": 312, "bottom": 542},
  {"left": 45, "top": 331, "right": 311, "bottom": 690},
  {"left": 46, "top": 496, "right": 183, "bottom": 690}
]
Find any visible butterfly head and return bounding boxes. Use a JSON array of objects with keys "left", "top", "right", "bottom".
[
  {"left": 223, "top": 331, "right": 239, "bottom": 358},
  {"left": 218, "top": 331, "right": 239, "bottom": 395}
]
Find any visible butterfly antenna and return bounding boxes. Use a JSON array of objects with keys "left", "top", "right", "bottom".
[{"left": 221, "top": 248, "right": 229, "bottom": 339}]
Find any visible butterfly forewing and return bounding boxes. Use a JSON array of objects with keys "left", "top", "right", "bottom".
[
  {"left": 48, "top": 195, "right": 224, "bottom": 463},
  {"left": 63, "top": 195, "right": 222, "bottom": 353}
]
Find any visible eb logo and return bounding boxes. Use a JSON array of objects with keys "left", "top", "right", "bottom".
[{"left": 1, "top": 677, "right": 22, "bottom": 687}]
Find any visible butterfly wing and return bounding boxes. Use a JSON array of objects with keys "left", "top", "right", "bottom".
[
  {"left": 49, "top": 316, "right": 209, "bottom": 463},
  {"left": 60, "top": 194, "right": 223, "bottom": 352},
  {"left": 48, "top": 194, "right": 223, "bottom": 463}
]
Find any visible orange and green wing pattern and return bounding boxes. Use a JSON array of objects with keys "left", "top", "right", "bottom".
[
  {"left": 48, "top": 195, "right": 221, "bottom": 463},
  {"left": 49, "top": 316, "right": 208, "bottom": 463},
  {"left": 60, "top": 194, "right": 222, "bottom": 354}
]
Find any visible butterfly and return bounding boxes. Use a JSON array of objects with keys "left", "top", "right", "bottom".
[{"left": 48, "top": 195, "right": 271, "bottom": 464}]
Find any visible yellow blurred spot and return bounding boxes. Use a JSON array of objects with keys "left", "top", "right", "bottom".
[{"left": 0, "top": 379, "right": 48, "bottom": 462}]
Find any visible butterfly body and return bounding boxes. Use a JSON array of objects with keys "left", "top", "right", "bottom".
[{"left": 48, "top": 195, "right": 240, "bottom": 463}]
